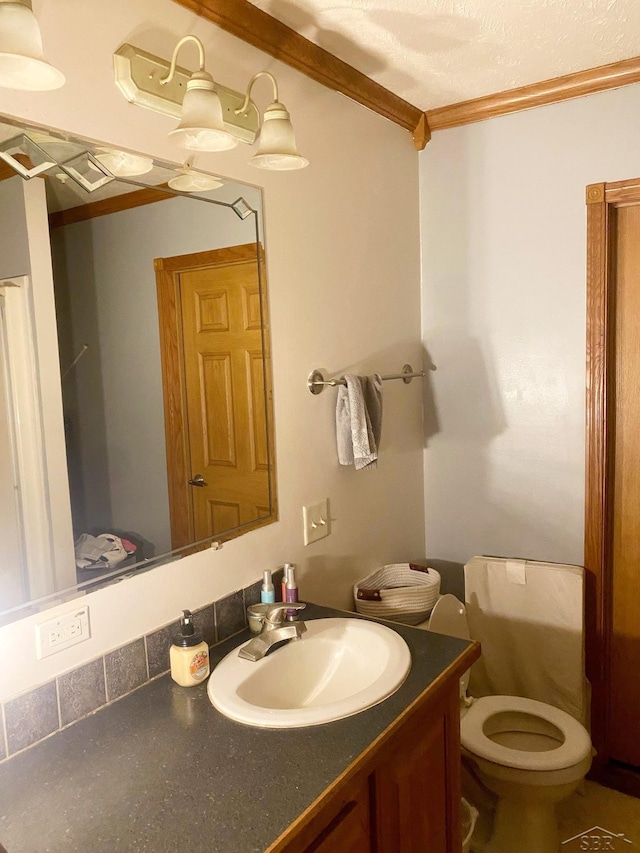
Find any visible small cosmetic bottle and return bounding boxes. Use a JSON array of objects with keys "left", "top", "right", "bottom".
[
  {"left": 261, "top": 569, "right": 275, "bottom": 603},
  {"left": 170, "top": 610, "right": 210, "bottom": 687},
  {"left": 281, "top": 563, "right": 294, "bottom": 601},
  {"left": 285, "top": 565, "right": 299, "bottom": 618}
]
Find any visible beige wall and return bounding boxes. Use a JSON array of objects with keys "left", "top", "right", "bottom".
[
  {"left": 420, "top": 83, "right": 640, "bottom": 567},
  {"left": 0, "top": 0, "right": 424, "bottom": 699}
]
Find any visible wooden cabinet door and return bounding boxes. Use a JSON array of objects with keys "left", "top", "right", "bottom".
[
  {"left": 278, "top": 775, "right": 372, "bottom": 853},
  {"left": 301, "top": 794, "right": 371, "bottom": 853},
  {"left": 374, "top": 692, "right": 460, "bottom": 853}
]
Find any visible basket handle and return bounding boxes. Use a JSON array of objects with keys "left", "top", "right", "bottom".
[{"left": 356, "top": 588, "right": 382, "bottom": 601}]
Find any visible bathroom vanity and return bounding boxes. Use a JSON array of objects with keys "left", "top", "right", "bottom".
[{"left": 0, "top": 606, "right": 479, "bottom": 853}]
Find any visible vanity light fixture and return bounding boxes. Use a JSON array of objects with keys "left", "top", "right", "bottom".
[
  {"left": 161, "top": 35, "right": 237, "bottom": 153},
  {"left": 0, "top": 0, "right": 64, "bottom": 91},
  {"left": 236, "top": 72, "right": 308, "bottom": 171},
  {"left": 113, "top": 40, "right": 309, "bottom": 170}
]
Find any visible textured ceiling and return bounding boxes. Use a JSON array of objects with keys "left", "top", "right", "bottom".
[{"left": 248, "top": 0, "right": 640, "bottom": 109}]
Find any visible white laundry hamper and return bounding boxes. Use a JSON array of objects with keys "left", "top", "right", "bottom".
[{"left": 353, "top": 563, "right": 440, "bottom": 625}]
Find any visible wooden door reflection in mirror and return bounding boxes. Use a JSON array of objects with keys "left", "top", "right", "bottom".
[{"left": 155, "top": 244, "right": 274, "bottom": 548}]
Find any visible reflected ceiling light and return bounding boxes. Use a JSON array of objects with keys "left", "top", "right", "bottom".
[
  {"left": 168, "top": 163, "right": 223, "bottom": 193},
  {"left": 0, "top": 0, "right": 64, "bottom": 91},
  {"left": 236, "top": 72, "right": 308, "bottom": 171},
  {"left": 161, "top": 35, "right": 236, "bottom": 153},
  {"left": 113, "top": 41, "right": 309, "bottom": 171},
  {"left": 27, "top": 131, "right": 81, "bottom": 163},
  {"left": 95, "top": 148, "right": 154, "bottom": 177}
]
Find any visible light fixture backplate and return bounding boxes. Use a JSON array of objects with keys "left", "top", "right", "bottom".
[{"left": 114, "top": 44, "right": 259, "bottom": 145}]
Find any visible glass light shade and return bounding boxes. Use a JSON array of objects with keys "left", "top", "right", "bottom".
[
  {"left": 95, "top": 148, "right": 154, "bottom": 177},
  {"left": 168, "top": 71, "right": 237, "bottom": 152},
  {"left": 249, "top": 101, "right": 308, "bottom": 171},
  {"left": 0, "top": 0, "right": 64, "bottom": 91}
]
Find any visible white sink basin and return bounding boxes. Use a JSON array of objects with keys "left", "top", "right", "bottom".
[{"left": 207, "top": 617, "right": 411, "bottom": 728}]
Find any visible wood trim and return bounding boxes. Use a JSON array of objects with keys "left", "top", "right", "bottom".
[
  {"left": 155, "top": 257, "right": 193, "bottom": 549},
  {"left": 584, "top": 182, "right": 612, "bottom": 767},
  {"left": 603, "top": 177, "right": 640, "bottom": 205},
  {"left": 426, "top": 55, "right": 640, "bottom": 132},
  {"left": 443, "top": 687, "right": 462, "bottom": 853},
  {"left": 412, "top": 112, "right": 431, "bottom": 151},
  {"left": 598, "top": 761, "right": 640, "bottom": 798},
  {"left": 584, "top": 177, "right": 640, "bottom": 774},
  {"left": 48, "top": 185, "right": 173, "bottom": 229},
  {"left": 154, "top": 243, "right": 259, "bottom": 272},
  {"left": 0, "top": 155, "right": 36, "bottom": 183},
  {"left": 171, "top": 0, "right": 423, "bottom": 135},
  {"left": 0, "top": 161, "right": 16, "bottom": 182}
]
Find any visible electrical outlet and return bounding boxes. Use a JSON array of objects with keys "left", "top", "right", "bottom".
[
  {"left": 36, "top": 606, "right": 91, "bottom": 659},
  {"left": 303, "top": 499, "right": 330, "bottom": 546}
]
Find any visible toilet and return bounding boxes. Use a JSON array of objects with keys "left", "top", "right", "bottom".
[{"left": 424, "top": 591, "right": 592, "bottom": 853}]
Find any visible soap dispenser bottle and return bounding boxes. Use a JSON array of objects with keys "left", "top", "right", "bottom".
[{"left": 170, "top": 610, "right": 210, "bottom": 687}]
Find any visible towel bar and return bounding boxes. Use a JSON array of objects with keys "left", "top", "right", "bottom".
[{"left": 308, "top": 363, "right": 425, "bottom": 395}]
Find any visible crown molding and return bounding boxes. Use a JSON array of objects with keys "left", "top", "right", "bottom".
[
  {"left": 171, "top": 0, "right": 427, "bottom": 145},
  {"left": 171, "top": 0, "right": 640, "bottom": 147},
  {"left": 425, "top": 55, "right": 640, "bottom": 132}
]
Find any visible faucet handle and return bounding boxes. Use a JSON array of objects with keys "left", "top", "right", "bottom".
[{"left": 265, "top": 602, "right": 306, "bottom": 625}]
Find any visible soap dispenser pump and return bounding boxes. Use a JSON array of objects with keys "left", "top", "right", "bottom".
[{"left": 170, "top": 609, "right": 210, "bottom": 687}]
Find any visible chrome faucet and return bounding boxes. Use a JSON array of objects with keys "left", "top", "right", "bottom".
[{"left": 239, "top": 602, "right": 307, "bottom": 661}]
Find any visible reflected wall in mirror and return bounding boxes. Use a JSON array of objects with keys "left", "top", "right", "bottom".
[{"left": 0, "top": 117, "right": 276, "bottom": 624}]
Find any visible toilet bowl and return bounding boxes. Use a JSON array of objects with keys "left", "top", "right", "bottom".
[{"left": 423, "top": 594, "right": 592, "bottom": 853}]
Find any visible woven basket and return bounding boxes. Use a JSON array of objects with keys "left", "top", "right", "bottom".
[{"left": 353, "top": 563, "right": 441, "bottom": 626}]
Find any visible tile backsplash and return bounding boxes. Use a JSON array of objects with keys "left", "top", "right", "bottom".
[{"left": 0, "top": 571, "right": 280, "bottom": 763}]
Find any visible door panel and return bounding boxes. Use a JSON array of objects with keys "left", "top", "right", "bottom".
[
  {"left": 180, "top": 257, "right": 270, "bottom": 540},
  {"left": 610, "top": 204, "right": 640, "bottom": 766}
]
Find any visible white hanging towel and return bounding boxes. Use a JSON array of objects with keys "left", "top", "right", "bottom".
[
  {"left": 335, "top": 374, "right": 383, "bottom": 470},
  {"left": 464, "top": 555, "right": 589, "bottom": 725}
]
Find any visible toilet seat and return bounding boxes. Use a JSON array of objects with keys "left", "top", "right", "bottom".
[{"left": 461, "top": 695, "right": 591, "bottom": 772}]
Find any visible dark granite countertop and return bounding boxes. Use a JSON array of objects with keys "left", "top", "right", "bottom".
[{"left": 0, "top": 604, "right": 473, "bottom": 853}]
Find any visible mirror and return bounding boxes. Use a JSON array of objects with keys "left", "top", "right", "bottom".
[{"left": 0, "top": 116, "right": 276, "bottom": 625}]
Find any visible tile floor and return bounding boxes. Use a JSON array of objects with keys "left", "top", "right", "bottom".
[
  {"left": 558, "top": 781, "right": 640, "bottom": 848},
  {"left": 468, "top": 780, "right": 640, "bottom": 851}
]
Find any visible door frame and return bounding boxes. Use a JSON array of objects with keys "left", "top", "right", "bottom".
[
  {"left": 585, "top": 178, "right": 640, "bottom": 790},
  {"left": 154, "top": 243, "right": 275, "bottom": 551}
]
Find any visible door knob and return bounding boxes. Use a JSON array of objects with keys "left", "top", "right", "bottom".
[{"left": 188, "top": 474, "right": 207, "bottom": 487}]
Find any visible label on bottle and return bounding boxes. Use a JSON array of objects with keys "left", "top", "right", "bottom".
[{"left": 189, "top": 650, "right": 209, "bottom": 681}]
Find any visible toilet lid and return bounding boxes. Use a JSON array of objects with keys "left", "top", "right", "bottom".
[
  {"left": 460, "top": 695, "right": 592, "bottom": 771},
  {"left": 428, "top": 594, "right": 471, "bottom": 640},
  {"left": 428, "top": 594, "right": 471, "bottom": 696}
]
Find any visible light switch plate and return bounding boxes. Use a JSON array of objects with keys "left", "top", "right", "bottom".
[
  {"left": 303, "top": 499, "right": 330, "bottom": 546},
  {"left": 36, "top": 605, "right": 91, "bottom": 659}
]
